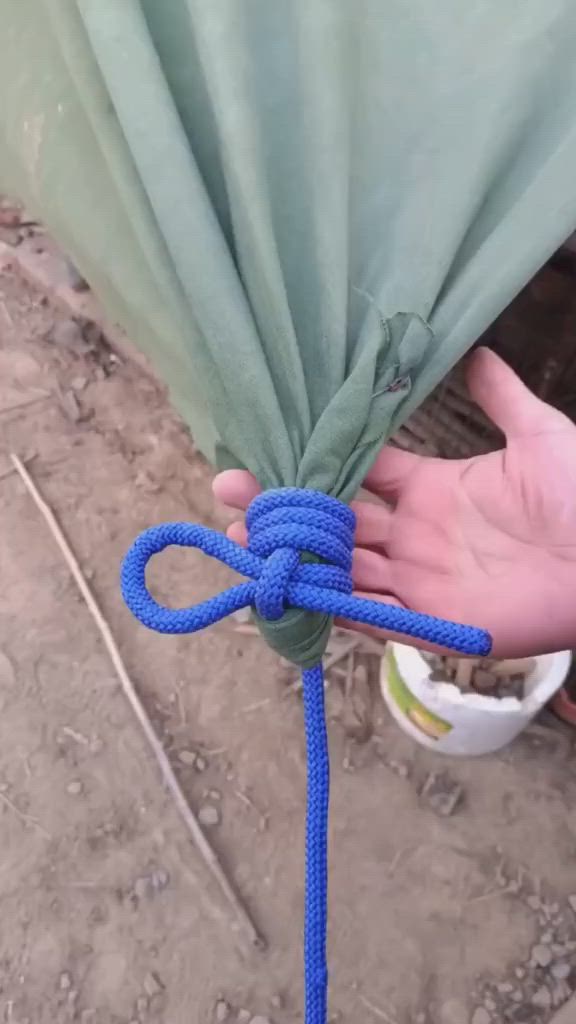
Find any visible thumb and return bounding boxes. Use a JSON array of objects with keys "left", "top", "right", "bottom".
[{"left": 467, "top": 347, "right": 557, "bottom": 438}]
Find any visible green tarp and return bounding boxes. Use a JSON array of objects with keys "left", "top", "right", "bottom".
[{"left": 2, "top": 1, "right": 576, "bottom": 657}]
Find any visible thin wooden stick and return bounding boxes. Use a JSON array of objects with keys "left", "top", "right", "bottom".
[
  {"left": 10, "top": 453, "right": 264, "bottom": 950},
  {"left": 0, "top": 789, "right": 51, "bottom": 839},
  {"left": 0, "top": 464, "right": 18, "bottom": 483},
  {"left": 0, "top": 394, "right": 50, "bottom": 417},
  {"left": 0, "top": 453, "right": 35, "bottom": 484},
  {"left": 0, "top": 299, "right": 14, "bottom": 329},
  {"left": 358, "top": 993, "right": 397, "bottom": 1024}
]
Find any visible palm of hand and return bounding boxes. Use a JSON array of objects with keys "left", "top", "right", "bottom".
[
  {"left": 378, "top": 423, "right": 576, "bottom": 655},
  {"left": 214, "top": 349, "right": 576, "bottom": 656}
]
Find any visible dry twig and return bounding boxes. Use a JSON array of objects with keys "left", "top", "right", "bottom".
[
  {"left": 0, "top": 789, "right": 51, "bottom": 839},
  {"left": 10, "top": 453, "right": 264, "bottom": 950},
  {"left": 0, "top": 452, "right": 35, "bottom": 484},
  {"left": 239, "top": 697, "right": 272, "bottom": 715},
  {"left": 234, "top": 789, "right": 269, "bottom": 832},
  {"left": 0, "top": 299, "right": 14, "bottom": 329},
  {"left": 358, "top": 993, "right": 397, "bottom": 1024},
  {"left": 0, "top": 392, "right": 50, "bottom": 417}
]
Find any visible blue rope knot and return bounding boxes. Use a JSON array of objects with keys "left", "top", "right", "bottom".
[
  {"left": 247, "top": 489, "right": 354, "bottom": 620},
  {"left": 120, "top": 487, "right": 491, "bottom": 655},
  {"left": 121, "top": 486, "right": 492, "bottom": 1024}
]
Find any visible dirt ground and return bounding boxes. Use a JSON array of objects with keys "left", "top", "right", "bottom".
[{"left": 1, "top": 260, "right": 576, "bottom": 1024}]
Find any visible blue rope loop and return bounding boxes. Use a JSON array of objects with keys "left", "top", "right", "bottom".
[
  {"left": 121, "top": 487, "right": 492, "bottom": 1024},
  {"left": 121, "top": 487, "right": 491, "bottom": 655}
]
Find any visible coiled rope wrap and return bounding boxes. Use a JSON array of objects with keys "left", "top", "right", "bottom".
[{"left": 121, "top": 487, "right": 492, "bottom": 1024}]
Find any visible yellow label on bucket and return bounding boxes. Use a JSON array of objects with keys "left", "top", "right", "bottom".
[{"left": 387, "top": 650, "right": 452, "bottom": 739}]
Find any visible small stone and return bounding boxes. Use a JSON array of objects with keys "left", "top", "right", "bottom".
[
  {"left": 134, "top": 470, "right": 160, "bottom": 494},
  {"left": 527, "top": 894, "right": 541, "bottom": 911},
  {"left": 270, "top": 994, "right": 283, "bottom": 1010},
  {"left": 471, "top": 1009, "right": 491, "bottom": 1024},
  {"left": 553, "top": 942, "right": 575, "bottom": 956},
  {"left": 49, "top": 318, "right": 85, "bottom": 350},
  {"left": 551, "top": 978, "right": 571, "bottom": 1007},
  {"left": 208, "top": 789, "right": 222, "bottom": 801},
  {"left": 199, "top": 805, "right": 220, "bottom": 827},
  {"left": 439, "top": 998, "right": 467, "bottom": 1024},
  {"left": 215, "top": 1000, "right": 231, "bottom": 1022},
  {"left": 71, "top": 376, "right": 88, "bottom": 392},
  {"left": 195, "top": 755, "right": 207, "bottom": 773},
  {"left": 151, "top": 868, "right": 169, "bottom": 891},
  {"left": 59, "top": 972, "right": 72, "bottom": 990},
  {"left": 482, "top": 997, "right": 496, "bottom": 1012},
  {"left": 551, "top": 962, "right": 571, "bottom": 980},
  {"left": 541, "top": 931, "right": 553, "bottom": 943},
  {"left": 496, "top": 982, "right": 513, "bottom": 994},
  {"left": 532, "top": 943, "right": 553, "bottom": 967},
  {"left": 66, "top": 780, "right": 83, "bottom": 796},
  {"left": 178, "top": 750, "right": 197, "bottom": 766},
  {"left": 531, "top": 986, "right": 552, "bottom": 1010},
  {"left": 568, "top": 895, "right": 576, "bottom": 913},
  {"left": 134, "top": 876, "right": 154, "bottom": 901},
  {"left": 143, "top": 971, "right": 163, "bottom": 998},
  {"left": 237, "top": 1011, "right": 251, "bottom": 1023},
  {"left": 515, "top": 967, "right": 525, "bottom": 979},
  {"left": 63, "top": 258, "right": 89, "bottom": 292}
]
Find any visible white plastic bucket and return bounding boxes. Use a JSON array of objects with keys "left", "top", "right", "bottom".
[{"left": 380, "top": 643, "right": 572, "bottom": 756}]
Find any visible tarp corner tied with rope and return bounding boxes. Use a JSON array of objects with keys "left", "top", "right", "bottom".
[
  {"left": 121, "top": 486, "right": 491, "bottom": 1024},
  {"left": 4, "top": 1, "right": 576, "bottom": 1019}
]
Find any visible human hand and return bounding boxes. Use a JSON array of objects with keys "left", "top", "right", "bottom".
[{"left": 213, "top": 349, "right": 576, "bottom": 657}]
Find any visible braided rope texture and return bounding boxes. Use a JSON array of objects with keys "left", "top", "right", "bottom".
[
  {"left": 121, "top": 487, "right": 492, "bottom": 1024},
  {"left": 302, "top": 664, "right": 329, "bottom": 1024}
]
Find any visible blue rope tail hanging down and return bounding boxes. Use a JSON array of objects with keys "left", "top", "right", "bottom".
[{"left": 121, "top": 487, "right": 492, "bottom": 1024}]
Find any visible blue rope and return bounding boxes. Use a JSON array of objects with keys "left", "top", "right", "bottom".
[
  {"left": 121, "top": 487, "right": 491, "bottom": 1024},
  {"left": 302, "top": 663, "right": 330, "bottom": 1024}
]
